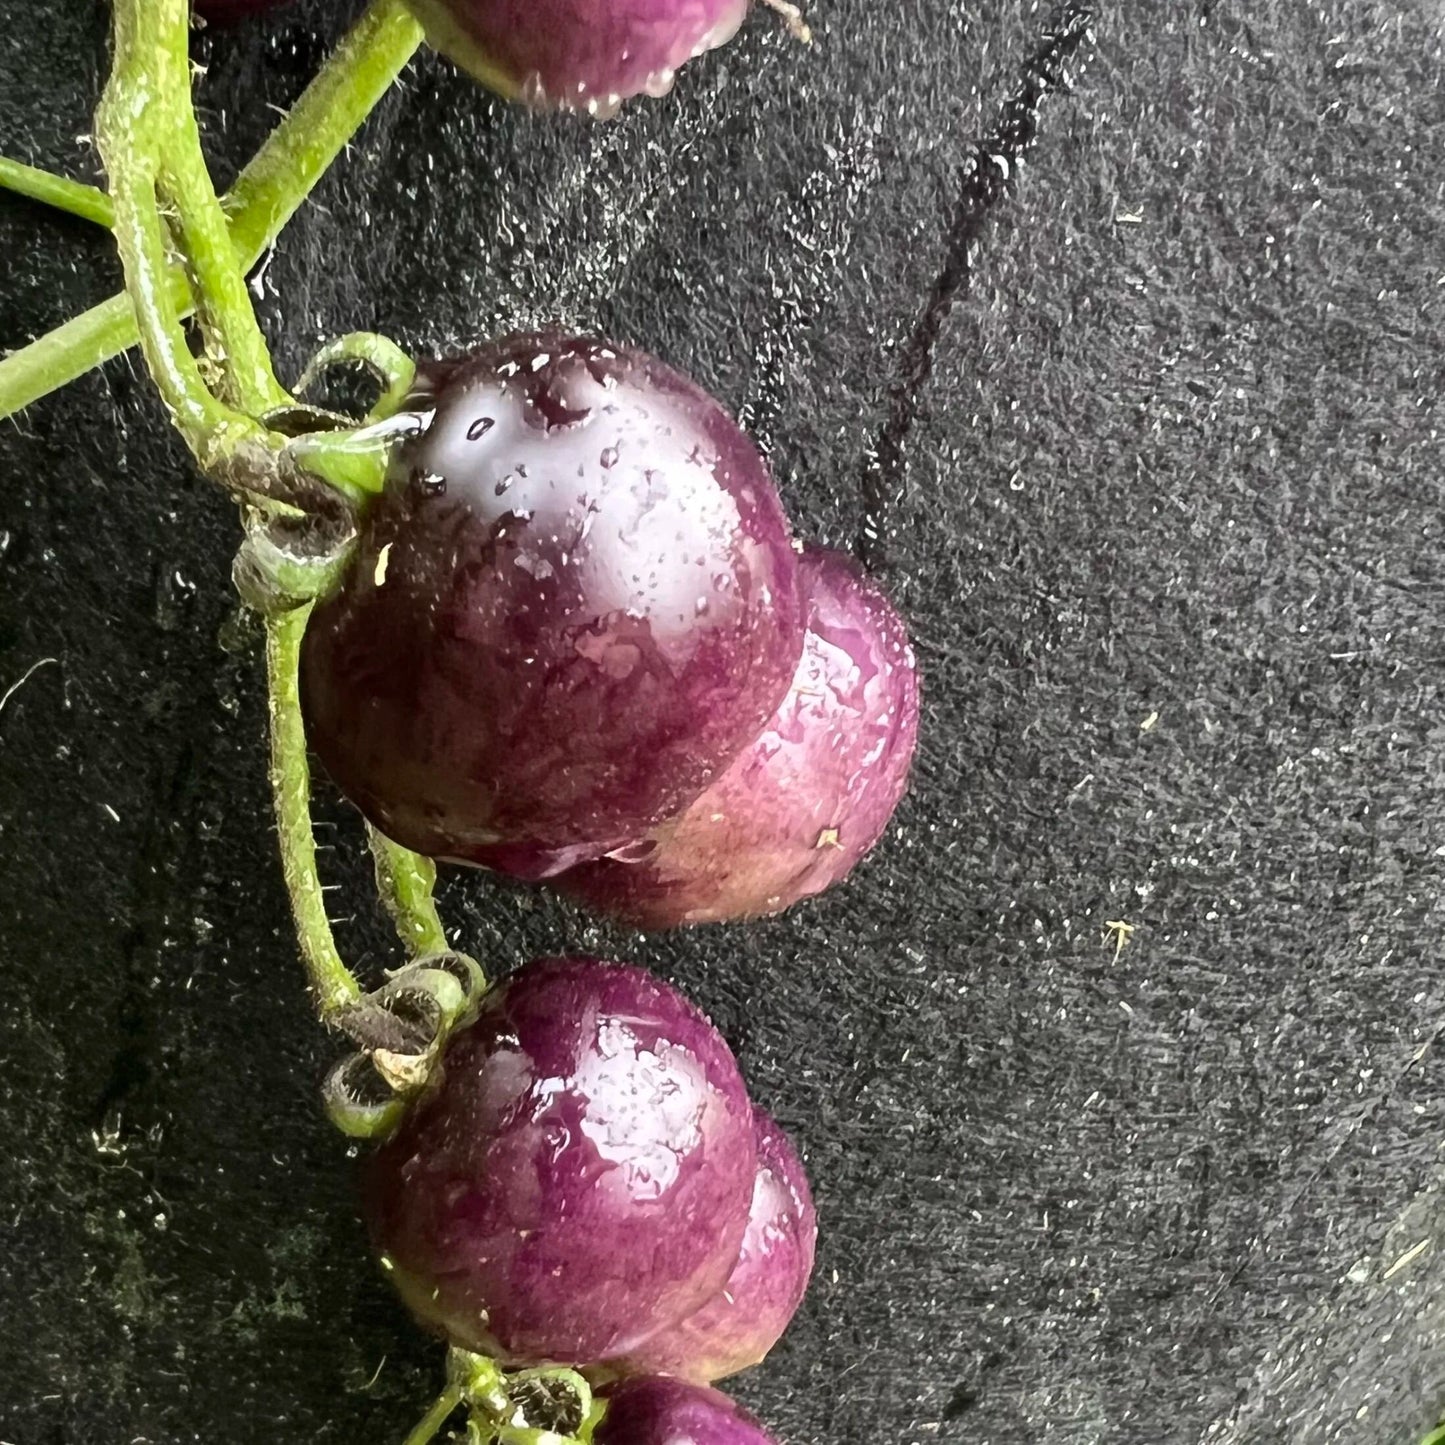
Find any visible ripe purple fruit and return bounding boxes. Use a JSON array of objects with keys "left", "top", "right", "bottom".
[
  {"left": 362, "top": 957, "right": 757, "bottom": 1366},
  {"left": 618, "top": 1108, "right": 816, "bottom": 1382},
  {"left": 300, "top": 334, "right": 803, "bottom": 878},
  {"left": 405, "top": 0, "right": 750, "bottom": 116},
  {"left": 555, "top": 547, "right": 919, "bottom": 926},
  {"left": 596, "top": 1378, "right": 779, "bottom": 1445}
]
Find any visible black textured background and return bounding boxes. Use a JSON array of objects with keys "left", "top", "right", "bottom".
[{"left": 2, "top": 2, "right": 1444, "bottom": 1442}]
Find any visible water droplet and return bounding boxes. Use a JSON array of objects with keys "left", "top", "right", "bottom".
[
  {"left": 467, "top": 416, "right": 495, "bottom": 441},
  {"left": 600, "top": 445, "right": 620, "bottom": 469},
  {"left": 694, "top": 597, "right": 710, "bottom": 616},
  {"left": 411, "top": 467, "right": 446, "bottom": 496},
  {"left": 494, "top": 475, "right": 513, "bottom": 497}
]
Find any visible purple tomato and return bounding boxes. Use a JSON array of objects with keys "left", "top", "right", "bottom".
[
  {"left": 618, "top": 1107, "right": 815, "bottom": 1381},
  {"left": 362, "top": 957, "right": 757, "bottom": 1366},
  {"left": 556, "top": 546, "right": 919, "bottom": 925},
  {"left": 407, "top": 0, "right": 750, "bottom": 116},
  {"left": 300, "top": 334, "right": 803, "bottom": 876},
  {"left": 596, "top": 1377, "right": 779, "bottom": 1445}
]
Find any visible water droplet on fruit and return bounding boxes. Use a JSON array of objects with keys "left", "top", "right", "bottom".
[
  {"left": 411, "top": 467, "right": 447, "bottom": 496},
  {"left": 694, "top": 597, "right": 710, "bottom": 616},
  {"left": 516, "top": 554, "right": 555, "bottom": 581},
  {"left": 495, "top": 475, "right": 513, "bottom": 497},
  {"left": 467, "top": 416, "right": 495, "bottom": 441},
  {"left": 600, "top": 445, "right": 620, "bottom": 469}
]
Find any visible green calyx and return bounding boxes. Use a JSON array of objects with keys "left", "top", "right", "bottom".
[
  {"left": 322, "top": 953, "right": 488, "bottom": 1140},
  {"left": 404, "top": 1354, "right": 607, "bottom": 1445}
]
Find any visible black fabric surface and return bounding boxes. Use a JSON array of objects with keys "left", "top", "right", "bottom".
[{"left": 2, "top": 2, "right": 1443, "bottom": 1441}]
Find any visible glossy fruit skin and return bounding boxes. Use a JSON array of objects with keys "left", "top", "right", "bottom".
[
  {"left": 362, "top": 957, "right": 757, "bottom": 1366},
  {"left": 300, "top": 334, "right": 803, "bottom": 877},
  {"left": 596, "top": 1378, "right": 779, "bottom": 1445},
  {"left": 406, "top": 0, "right": 750, "bottom": 116},
  {"left": 617, "top": 1108, "right": 815, "bottom": 1382},
  {"left": 555, "top": 547, "right": 919, "bottom": 925}
]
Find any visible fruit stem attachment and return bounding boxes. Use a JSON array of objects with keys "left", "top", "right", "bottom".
[
  {"left": 0, "top": 0, "right": 423, "bottom": 422},
  {"left": 369, "top": 824, "right": 449, "bottom": 958},
  {"left": 266, "top": 602, "right": 363, "bottom": 1018},
  {"left": 404, "top": 1384, "right": 464, "bottom": 1445},
  {"left": 0, "top": 157, "right": 114, "bottom": 229}
]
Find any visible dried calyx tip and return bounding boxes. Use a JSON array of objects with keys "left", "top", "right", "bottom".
[{"left": 760, "top": 0, "right": 812, "bottom": 44}]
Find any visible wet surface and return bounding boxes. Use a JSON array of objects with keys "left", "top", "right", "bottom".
[
  {"left": 365, "top": 958, "right": 756, "bottom": 1364},
  {"left": 1, "top": 1, "right": 1444, "bottom": 1442},
  {"left": 300, "top": 333, "right": 804, "bottom": 866}
]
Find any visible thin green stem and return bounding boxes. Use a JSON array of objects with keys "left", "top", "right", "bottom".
[
  {"left": 368, "top": 824, "right": 449, "bottom": 959},
  {"left": 405, "top": 1385, "right": 465, "bottom": 1445},
  {"left": 107, "top": 167, "right": 234, "bottom": 442},
  {"left": 223, "top": 0, "right": 423, "bottom": 263},
  {"left": 0, "top": 0, "right": 423, "bottom": 422},
  {"left": 0, "top": 157, "right": 114, "bottom": 228},
  {"left": 94, "top": 0, "right": 268, "bottom": 467},
  {"left": 111, "top": 0, "right": 283, "bottom": 421},
  {"left": 266, "top": 604, "right": 363, "bottom": 1019},
  {"left": 451, "top": 1352, "right": 511, "bottom": 1418},
  {"left": 162, "top": 104, "right": 289, "bottom": 414},
  {"left": 0, "top": 291, "right": 156, "bottom": 420}
]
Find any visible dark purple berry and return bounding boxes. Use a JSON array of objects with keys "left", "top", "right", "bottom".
[
  {"left": 300, "top": 334, "right": 803, "bottom": 876},
  {"left": 618, "top": 1107, "right": 815, "bottom": 1382},
  {"left": 555, "top": 546, "right": 919, "bottom": 926},
  {"left": 405, "top": 0, "right": 750, "bottom": 116},
  {"left": 363, "top": 957, "right": 757, "bottom": 1366},
  {"left": 596, "top": 1378, "right": 779, "bottom": 1445}
]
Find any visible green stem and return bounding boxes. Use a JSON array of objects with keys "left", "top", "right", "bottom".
[
  {"left": 107, "top": 165, "right": 236, "bottom": 445},
  {"left": 368, "top": 824, "right": 449, "bottom": 959},
  {"left": 405, "top": 1385, "right": 465, "bottom": 1445},
  {"left": 0, "top": 290, "right": 156, "bottom": 420},
  {"left": 95, "top": 0, "right": 262, "bottom": 465},
  {"left": 0, "top": 157, "right": 114, "bottom": 228},
  {"left": 222, "top": 0, "right": 423, "bottom": 264},
  {"left": 0, "top": 0, "right": 423, "bottom": 422},
  {"left": 162, "top": 103, "right": 289, "bottom": 414},
  {"left": 266, "top": 604, "right": 363, "bottom": 1019},
  {"left": 452, "top": 1352, "right": 511, "bottom": 1418}
]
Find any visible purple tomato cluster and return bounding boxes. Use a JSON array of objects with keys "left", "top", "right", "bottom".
[
  {"left": 365, "top": 958, "right": 816, "bottom": 1438},
  {"left": 262, "top": 16, "right": 894, "bottom": 1444},
  {"left": 301, "top": 334, "right": 912, "bottom": 1437},
  {"left": 301, "top": 333, "right": 918, "bottom": 928}
]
